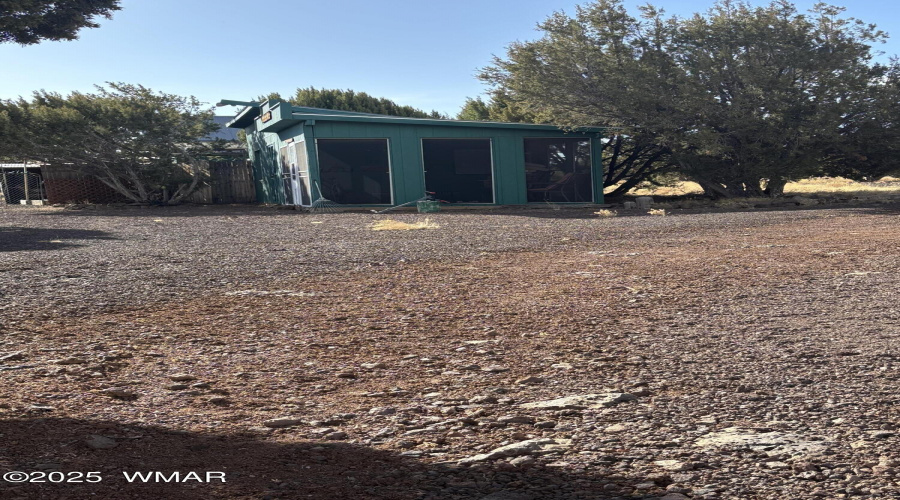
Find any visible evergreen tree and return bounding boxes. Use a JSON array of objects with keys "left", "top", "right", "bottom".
[{"left": 0, "top": 0, "right": 120, "bottom": 44}]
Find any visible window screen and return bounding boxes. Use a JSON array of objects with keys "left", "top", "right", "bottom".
[
  {"left": 524, "top": 138, "right": 592, "bottom": 203},
  {"left": 317, "top": 139, "right": 392, "bottom": 205},
  {"left": 422, "top": 139, "right": 493, "bottom": 203}
]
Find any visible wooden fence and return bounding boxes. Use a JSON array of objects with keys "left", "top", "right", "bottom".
[
  {"left": 189, "top": 160, "right": 256, "bottom": 204},
  {"left": 40, "top": 160, "right": 256, "bottom": 205}
]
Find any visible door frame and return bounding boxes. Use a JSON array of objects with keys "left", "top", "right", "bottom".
[
  {"left": 522, "top": 137, "right": 594, "bottom": 204},
  {"left": 420, "top": 137, "right": 496, "bottom": 204},
  {"left": 314, "top": 138, "right": 394, "bottom": 206}
]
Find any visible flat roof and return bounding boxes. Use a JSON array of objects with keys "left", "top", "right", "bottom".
[{"left": 223, "top": 100, "right": 606, "bottom": 133}]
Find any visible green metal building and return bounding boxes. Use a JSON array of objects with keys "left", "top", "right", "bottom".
[{"left": 223, "top": 99, "right": 605, "bottom": 207}]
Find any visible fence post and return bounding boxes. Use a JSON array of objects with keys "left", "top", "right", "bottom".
[
  {"left": 0, "top": 171, "right": 6, "bottom": 205},
  {"left": 23, "top": 164, "right": 30, "bottom": 204}
]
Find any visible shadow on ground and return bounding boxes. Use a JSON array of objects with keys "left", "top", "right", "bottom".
[
  {"left": 29, "top": 205, "right": 291, "bottom": 218},
  {"left": 0, "top": 227, "right": 117, "bottom": 252},
  {"left": 0, "top": 417, "right": 631, "bottom": 500}
]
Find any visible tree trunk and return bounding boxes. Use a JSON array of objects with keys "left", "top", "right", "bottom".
[
  {"left": 764, "top": 177, "right": 787, "bottom": 197},
  {"left": 691, "top": 176, "right": 733, "bottom": 199}
]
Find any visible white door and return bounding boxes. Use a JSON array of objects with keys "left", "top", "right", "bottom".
[
  {"left": 286, "top": 143, "right": 305, "bottom": 206},
  {"left": 293, "top": 140, "right": 312, "bottom": 206}
]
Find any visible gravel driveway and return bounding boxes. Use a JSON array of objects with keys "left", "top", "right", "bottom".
[{"left": 1, "top": 203, "right": 899, "bottom": 499}]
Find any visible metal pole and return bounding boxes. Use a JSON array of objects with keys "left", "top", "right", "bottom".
[{"left": 23, "top": 163, "right": 30, "bottom": 204}]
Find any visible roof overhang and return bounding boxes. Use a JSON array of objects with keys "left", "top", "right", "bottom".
[
  {"left": 219, "top": 98, "right": 608, "bottom": 135},
  {"left": 290, "top": 111, "right": 606, "bottom": 133},
  {"left": 221, "top": 101, "right": 262, "bottom": 129}
]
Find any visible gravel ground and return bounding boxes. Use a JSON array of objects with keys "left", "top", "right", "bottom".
[{"left": 1, "top": 203, "right": 900, "bottom": 499}]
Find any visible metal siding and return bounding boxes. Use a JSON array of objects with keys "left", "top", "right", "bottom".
[
  {"left": 398, "top": 126, "right": 424, "bottom": 203},
  {"left": 246, "top": 119, "right": 601, "bottom": 206},
  {"left": 304, "top": 124, "right": 320, "bottom": 199},
  {"left": 249, "top": 130, "right": 284, "bottom": 204}
]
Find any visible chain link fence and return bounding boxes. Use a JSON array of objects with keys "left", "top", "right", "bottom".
[{"left": 0, "top": 171, "right": 46, "bottom": 206}]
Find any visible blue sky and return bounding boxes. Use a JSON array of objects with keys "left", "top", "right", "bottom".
[{"left": 1, "top": 0, "right": 897, "bottom": 117}]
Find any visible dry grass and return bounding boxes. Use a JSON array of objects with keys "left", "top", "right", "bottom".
[
  {"left": 786, "top": 177, "right": 900, "bottom": 195},
  {"left": 371, "top": 218, "right": 440, "bottom": 231},
  {"left": 624, "top": 177, "right": 900, "bottom": 199},
  {"left": 627, "top": 182, "right": 703, "bottom": 197},
  {"left": 594, "top": 209, "right": 617, "bottom": 217}
]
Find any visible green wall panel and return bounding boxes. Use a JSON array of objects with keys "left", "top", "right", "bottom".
[{"left": 247, "top": 119, "right": 603, "bottom": 206}]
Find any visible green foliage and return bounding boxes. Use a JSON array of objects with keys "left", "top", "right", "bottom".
[
  {"left": 270, "top": 87, "right": 448, "bottom": 119},
  {"left": 0, "top": 0, "right": 120, "bottom": 44},
  {"left": 457, "top": 97, "right": 491, "bottom": 121},
  {"left": 456, "top": 92, "right": 542, "bottom": 123},
  {"left": 827, "top": 59, "right": 900, "bottom": 180},
  {"left": 0, "top": 83, "right": 218, "bottom": 204},
  {"left": 482, "top": 0, "right": 896, "bottom": 197}
]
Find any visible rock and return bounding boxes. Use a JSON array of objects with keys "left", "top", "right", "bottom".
[
  {"left": 458, "top": 438, "right": 572, "bottom": 464},
  {"left": 873, "top": 464, "right": 896, "bottom": 476},
  {"left": 27, "top": 405, "right": 55, "bottom": 412},
  {"left": 85, "top": 435, "right": 117, "bottom": 450},
  {"left": 534, "top": 421, "right": 557, "bottom": 429},
  {"left": 660, "top": 494, "right": 690, "bottom": 500},
  {"left": 870, "top": 431, "right": 896, "bottom": 439},
  {"left": 337, "top": 371, "right": 357, "bottom": 379},
  {"left": 550, "top": 363, "right": 573, "bottom": 370},
  {"left": 55, "top": 357, "right": 87, "bottom": 365},
  {"left": 636, "top": 196, "right": 654, "bottom": 209},
  {"left": 165, "top": 384, "right": 189, "bottom": 391},
  {"left": 469, "top": 395, "right": 499, "bottom": 404},
  {"left": 498, "top": 415, "right": 536, "bottom": 425},
  {"left": 605, "top": 423, "right": 627, "bottom": 433},
  {"left": 483, "top": 366, "right": 510, "bottom": 373},
  {"left": 515, "top": 376, "right": 544, "bottom": 385},
  {"left": 695, "top": 428, "right": 831, "bottom": 458},
  {"left": 208, "top": 397, "right": 230, "bottom": 405},
  {"left": 372, "top": 427, "right": 395, "bottom": 438},
  {"left": 509, "top": 456, "right": 535, "bottom": 467},
  {"left": 101, "top": 388, "right": 138, "bottom": 399},
  {"left": 0, "top": 352, "right": 25, "bottom": 362},
  {"left": 655, "top": 460, "right": 692, "bottom": 472},
  {"left": 0, "top": 364, "right": 36, "bottom": 371},
  {"left": 369, "top": 407, "right": 397, "bottom": 416},
  {"left": 325, "top": 431, "right": 348, "bottom": 440},
  {"left": 191, "top": 382, "right": 211, "bottom": 389},
  {"left": 263, "top": 417, "right": 303, "bottom": 428},
  {"left": 169, "top": 374, "right": 196, "bottom": 382},
  {"left": 460, "top": 364, "right": 481, "bottom": 371},
  {"left": 361, "top": 362, "right": 387, "bottom": 370},
  {"left": 520, "top": 393, "right": 637, "bottom": 410}
]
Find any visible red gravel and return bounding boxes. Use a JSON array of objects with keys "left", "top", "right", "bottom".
[{"left": 2, "top": 203, "right": 900, "bottom": 499}]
